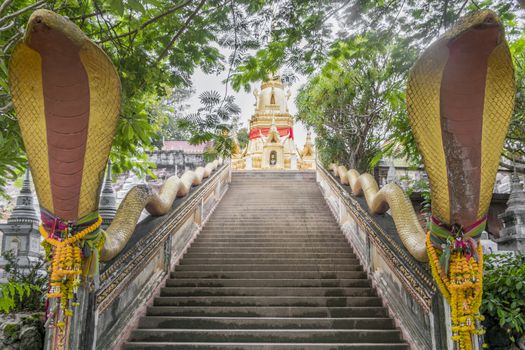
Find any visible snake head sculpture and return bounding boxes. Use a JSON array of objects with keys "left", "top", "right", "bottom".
[
  {"left": 407, "top": 9, "right": 514, "bottom": 231},
  {"left": 9, "top": 10, "right": 224, "bottom": 266},
  {"left": 336, "top": 10, "right": 515, "bottom": 264},
  {"left": 406, "top": 11, "right": 515, "bottom": 345},
  {"left": 10, "top": 9, "right": 121, "bottom": 222}
]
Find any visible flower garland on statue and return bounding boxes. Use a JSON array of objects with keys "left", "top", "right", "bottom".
[
  {"left": 39, "top": 210, "right": 105, "bottom": 330},
  {"left": 426, "top": 216, "right": 487, "bottom": 350}
]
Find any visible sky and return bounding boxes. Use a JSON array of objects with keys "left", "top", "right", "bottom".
[{"left": 188, "top": 68, "right": 311, "bottom": 149}]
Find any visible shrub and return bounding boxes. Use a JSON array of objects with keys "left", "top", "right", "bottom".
[
  {"left": 481, "top": 252, "right": 525, "bottom": 347},
  {"left": 1, "top": 250, "right": 47, "bottom": 313},
  {"left": 0, "top": 282, "right": 36, "bottom": 313}
]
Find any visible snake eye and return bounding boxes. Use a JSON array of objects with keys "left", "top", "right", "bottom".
[{"left": 484, "top": 14, "right": 495, "bottom": 25}]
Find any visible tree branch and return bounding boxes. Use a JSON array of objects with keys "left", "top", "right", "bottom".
[
  {"left": 455, "top": 0, "right": 469, "bottom": 18},
  {"left": 0, "top": 19, "right": 14, "bottom": 32},
  {"left": 219, "top": 0, "right": 239, "bottom": 111},
  {"left": 158, "top": 0, "right": 207, "bottom": 62},
  {"left": 440, "top": 0, "right": 449, "bottom": 29},
  {"left": 97, "top": 0, "right": 192, "bottom": 44},
  {"left": 0, "top": 0, "right": 14, "bottom": 16},
  {"left": 2, "top": 32, "right": 22, "bottom": 53},
  {"left": 0, "top": 101, "right": 13, "bottom": 114},
  {"left": 93, "top": 0, "right": 124, "bottom": 49},
  {"left": 0, "top": 0, "right": 46, "bottom": 26},
  {"left": 69, "top": 11, "right": 104, "bottom": 21}
]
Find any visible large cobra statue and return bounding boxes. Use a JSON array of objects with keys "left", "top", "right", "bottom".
[
  {"left": 332, "top": 10, "right": 514, "bottom": 349},
  {"left": 409, "top": 10, "right": 514, "bottom": 349},
  {"left": 330, "top": 163, "right": 428, "bottom": 261},
  {"left": 9, "top": 9, "right": 223, "bottom": 348}
]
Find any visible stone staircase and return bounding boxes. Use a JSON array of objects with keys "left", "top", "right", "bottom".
[{"left": 124, "top": 171, "right": 408, "bottom": 349}]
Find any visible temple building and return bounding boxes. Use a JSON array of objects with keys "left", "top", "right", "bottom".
[
  {"left": 148, "top": 140, "right": 210, "bottom": 177},
  {"left": 0, "top": 168, "right": 42, "bottom": 278},
  {"left": 232, "top": 75, "right": 315, "bottom": 170}
]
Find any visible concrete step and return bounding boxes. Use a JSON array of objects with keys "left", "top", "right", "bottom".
[
  {"left": 179, "top": 258, "right": 360, "bottom": 265},
  {"left": 165, "top": 279, "right": 371, "bottom": 288},
  {"left": 210, "top": 213, "right": 333, "bottom": 217},
  {"left": 170, "top": 271, "right": 368, "bottom": 280},
  {"left": 181, "top": 253, "right": 357, "bottom": 259},
  {"left": 198, "top": 230, "right": 342, "bottom": 235},
  {"left": 128, "top": 329, "right": 403, "bottom": 343},
  {"left": 125, "top": 172, "right": 405, "bottom": 349},
  {"left": 212, "top": 207, "right": 331, "bottom": 211},
  {"left": 159, "top": 287, "right": 376, "bottom": 297},
  {"left": 173, "top": 265, "right": 363, "bottom": 272},
  {"left": 205, "top": 218, "right": 335, "bottom": 221},
  {"left": 194, "top": 238, "right": 348, "bottom": 242},
  {"left": 137, "top": 317, "right": 395, "bottom": 330},
  {"left": 197, "top": 232, "right": 341, "bottom": 235},
  {"left": 153, "top": 296, "right": 383, "bottom": 307},
  {"left": 123, "top": 342, "right": 409, "bottom": 350},
  {"left": 186, "top": 248, "right": 355, "bottom": 254},
  {"left": 201, "top": 227, "right": 340, "bottom": 231},
  {"left": 146, "top": 306, "right": 390, "bottom": 318},
  {"left": 210, "top": 208, "right": 331, "bottom": 211},
  {"left": 196, "top": 234, "right": 345, "bottom": 238},
  {"left": 189, "top": 244, "right": 350, "bottom": 249},
  {"left": 200, "top": 228, "right": 341, "bottom": 233}
]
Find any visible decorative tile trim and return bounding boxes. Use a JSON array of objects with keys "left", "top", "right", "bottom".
[
  {"left": 96, "top": 164, "right": 230, "bottom": 312},
  {"left": 317, "top": 163, "right": 436, "bottom": 311}
]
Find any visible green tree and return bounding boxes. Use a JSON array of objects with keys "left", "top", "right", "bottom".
[
  {"left": 1, "top": 250, "right": 46, "bottom": 313},
  {"left": 503, "top": 36, "right": 525, "bottom": 168},
  {"left": 235, "top": 0, "right": 525, "bottom": 170},
  {"left": 482, "top": 253, "right": 525, "bottom": 347},
  {"left": 336, "top": 0, "right": 525, "bottom": 169},
  {"left": 296, "top": 33, "right": 416, "bottom": 171},
  {"left": 236, "top": 127, "right": 249, "bottom": 149},
  {"left": 177, "top": 90, "right": 241, "bottom": 159},
  {"left": 155, "top": 87, "right": 194, "bottom": 146},
  {"left": 0, "top": 0, "right": 351, "bottom": 197}
]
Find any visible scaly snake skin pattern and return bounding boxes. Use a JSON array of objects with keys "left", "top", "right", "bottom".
[
  {"left": 329, "top": 10, "right": 514, "bottom": 263},
  {"left": 9, "top": 9, "right": 120, "bottom": 221},
  {"left": 9, "top": 10, "right": 224, "bottom": 262},
  {"left": 101, "top": 159, "right": 222, "bottom": 261},
  {"left": 407, "top": 10, "right": 514, "bottom": 227},
  {"left": 331, "top": 164, "right": 428, "bottom": 262}
]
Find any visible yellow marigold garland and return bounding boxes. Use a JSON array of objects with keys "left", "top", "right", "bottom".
[
  {"left": 426, "top": 233, "right": 485, "bottom": 350},
  {"left": 40, "top": 215, "right": 103, "bottom": 328}
]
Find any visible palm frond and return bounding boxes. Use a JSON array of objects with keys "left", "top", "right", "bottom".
[{"left": 199, "top": 90, "right": 222, "bottom": 107}]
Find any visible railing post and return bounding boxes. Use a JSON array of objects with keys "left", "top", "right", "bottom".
[{"left": 44, "top": 278, "right": 98, "bottom": 350}]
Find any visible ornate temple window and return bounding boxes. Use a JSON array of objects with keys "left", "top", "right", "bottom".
[
  {"left": 270, "top": 151, "right": 277, "bottom": 166},
  {"left": 10, "top": 238, "right": 20, "bottom": 256}
]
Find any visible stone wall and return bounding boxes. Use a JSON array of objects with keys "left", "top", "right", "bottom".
[
  {"left": 93, "top": 163, "right": 231, "bottom": 349},
  {"left": 148, "top": 150, "right": 206, "bottom": 177},
  {"left": 316, "top": 163, "right": 450, "bottom": 350}
]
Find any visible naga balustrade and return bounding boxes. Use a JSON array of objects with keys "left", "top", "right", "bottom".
[
  {"left": 316, "top": 161, "right": 450, "bottom": 350},
  {"left": 59, "top": 162, "right": 231, "bottom": 350},
  {"left": 10, "top": 8, "right": 514, "bottom": 350}
]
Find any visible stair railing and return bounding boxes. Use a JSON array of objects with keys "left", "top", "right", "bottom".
[
  {"left": 92, "top": 162, "right": 231, "bottom": 350},
  {"left": 316, "top": 161, "right": 450, "bottom": 350}
]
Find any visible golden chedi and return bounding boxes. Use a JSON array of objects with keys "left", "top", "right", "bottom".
[
  {"left": 236, "top": 74, "right": 313, "bottom": 170},
  {"left": 299, "top": 130, "right": 316, "bottom": 170}
]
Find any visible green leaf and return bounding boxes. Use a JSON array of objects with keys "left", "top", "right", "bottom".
[
  {"left": 109, "top": 0, "right": 124, "bottom": 16},
  {"left": 128, "top": 0, "right": 145, "bottom": 13}
]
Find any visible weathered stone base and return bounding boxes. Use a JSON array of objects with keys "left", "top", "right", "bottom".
[{"left": 316, "top": 164, "right": 450, "bottom": 350}]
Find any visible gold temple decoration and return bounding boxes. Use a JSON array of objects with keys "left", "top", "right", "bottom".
[
  {"left": 9, "top": 10, "right": 226, "bottom": 349},
  {"left": 407, "top": 10, "right": 515, "bottom": 350},
  {"left": 331, "top": 10, "right": 515, "bottom": 350},
  {"left": 232, "top": 74, "right": 315, "bottom": 170},
  {"left": 330, "top": 164, "right": 427, "bottom": 262}
]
